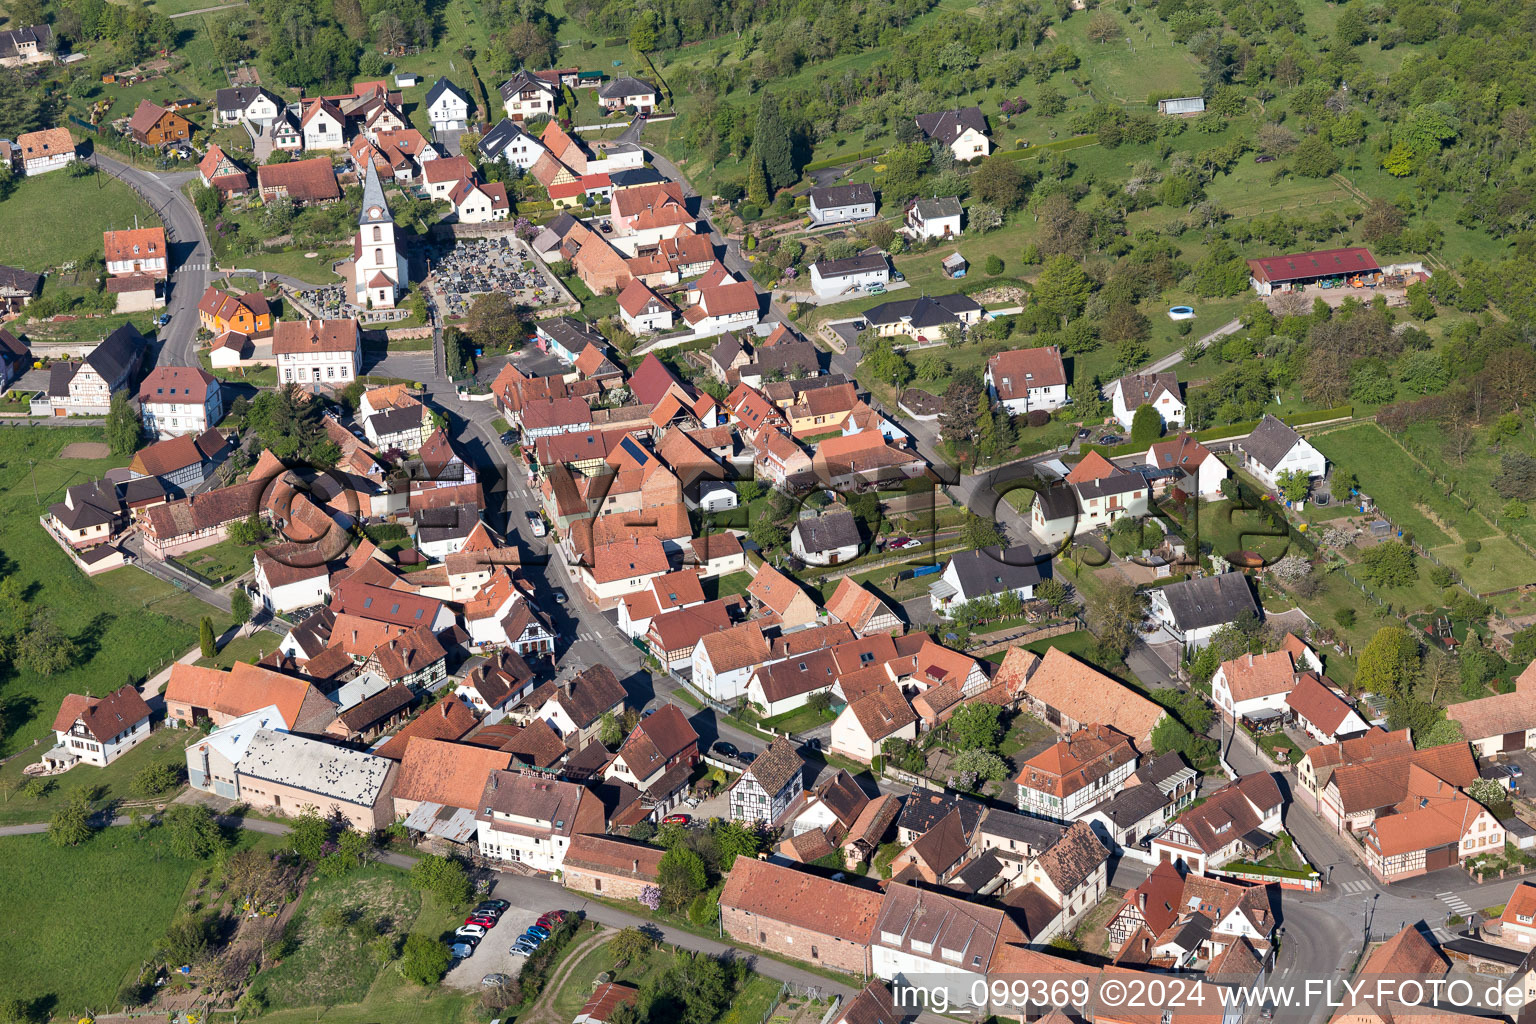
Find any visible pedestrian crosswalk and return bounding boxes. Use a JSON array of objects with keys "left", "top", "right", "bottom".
[
  {"left": 1338, "top": 879, "right": 1373, "bottom": 895},
  {"left": 175, "top": 262, "right": 211, "bottom": 272},
  {"left": 1438, "top": 891, "right": 1474, "bottom": 917}
]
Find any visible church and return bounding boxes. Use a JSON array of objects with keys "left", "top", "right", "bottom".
[{"left": 354, "top": 161, "right": 407, "bottom": 309}]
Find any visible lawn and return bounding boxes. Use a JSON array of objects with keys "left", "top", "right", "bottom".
[
  {"left": 196, "top": 629, "right": 284, "bottom": 670},
  {"left": 0, "top": 726, "right": 188, "bottom": 825},
  {"left": 548, "top": 935, "right": 674, "bottom": 1023},
  {"left": 0, "top": 166, "right": 159, "bottom": 272},
  {"left": 15, "top": 309, "right": 153, "bottom": 350},
  {"left": 0, "top": 830, "right": 200, "bottom": 1013},
  {"left": 249, "top": 866, "right": 424, "bottom": 1011},
  {"left": 758, "top": 703, "right": 838, "bottom": 734},
  {"left": 0, "top": 427, "right": 240, "bottom": 756},
  {"left": 730, "top": 975, "right": 786, "bottom": 1024},
  {"left": 1192, "top": 500, "right": 1292, "bottom": 563},
  {"left": 175, "top": 533, "right": 262, "bottom": 583}
]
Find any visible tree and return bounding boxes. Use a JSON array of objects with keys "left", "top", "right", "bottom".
[
  {"left": 599, "top": 711, "right": 623, "bottom": 747},
  {"left": 610, "top": 926, "right": 654, "bottom": 966},
  {"left": 399, "top": 932, "right": 451, "bottom": 985},
  {"left": 47, "top": 788, "right": 94, "bottom": 847},
  {"left": 1033, "top": 255, "right": 1093, "bottom": 323},
  {"left": 959, "top": 511, "right": 1005, "bottom": 550},
  {"left": 463, "top": 292, "right": 525, "bottom": 351},
  {"left": 1130, "top": 405, "right": 1162, "bottom": 445},
  {"left": 971, "top": 155, "right": 1026, "bottom": 210},
  {"left": 199, "top": 616, "right": 217, "bottom": 658},
  {"left": 948, "top": 702, "right": 1003, "bottom": 751},
  {"left": 950, "top": 748, "right": 1008, "bottom": 782},
  {"left": 754, "top": 92, "right": 795, "bottom": 194},
  {"left": 131, "top": 762, "right": 182, "bottom": 799},
  {"left": 1358, "top": 541, "right": 1418, "bottom": 588},
  {"left": 230, "top": 588, "right": 252, "bottom": 625},
  {"left": 656, "top": 846, "right": 708, "bottom": 911},
  {"left": 1406, "top": 281, "right": 1435, "bottom": 320},
  {"left": 1468, "top": 777, "right": 1506, "bottom": 808},
  {"left": 1291, "top": 135, "right": 1340, "bottom": 178},
  {"left": 411, "top": 854, "right": 472, "bottom": 907},
  {"left": 160, "top": 912, "right": 213, "bottom": 966},
  {"left": 16, "top": 611, "right": 76, "bottom": 676},
  {"left": 1274, "top": 469, "right": 1312, "bottom": 503},
  {"left": 712, "top": 821, "right": 764, "bottom": 869},
  {"left": 1356, "top": 626, "right": 1420, "bottom": 695},
  {"left": 288, "top": 809, "right": 331, "bottom": 862},
  {"left": 104, "top": 392, "right": 143, "bottom": 456},
  {"left": 746, "top": 154, "right": 769, "bottom": 208},
  {"left": 164, "top": 804, "right": 227, "bottom": 860},
  {"left": 228, "top": 514, "right": 269, "bottom": 546},
  {"left": 1087, "top": 9, "right": 1123, "bottom": 42},
  {"left": 1087, "top": 582, "right": 1145, "bottom": 659}
]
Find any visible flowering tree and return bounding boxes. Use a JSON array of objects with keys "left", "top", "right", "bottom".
[{"left": 638, "top": 885, "right": 661, "bottom": 911}]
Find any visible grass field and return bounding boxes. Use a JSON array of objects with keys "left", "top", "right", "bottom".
[
  {"left": 0, "top": 427, "right": 242, "bottom": 756},
  {"left": 0, "top": 727, "right": 187, "bottom": 825},
  {"left": 0, "top": 830, "right": 200, "bottom": 1013},
  {"left": 1312, "top": 424, "right": 1497, "bottom": 548},
  {"left": 196, "top": 630, "right": 283, "bottom": 670},
  {"left": 0, "top": 168, "right": 159, "bottom": 273},
  {"left": 252, "top": 867, "right": 423, "bottom": 1011},
  {"left": 16, "top": 309, "right": 153, "bottom": 350}
]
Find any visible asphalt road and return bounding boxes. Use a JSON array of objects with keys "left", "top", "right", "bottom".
[{"left": 86, "top": 150, "right": 212, "bottom": 370}]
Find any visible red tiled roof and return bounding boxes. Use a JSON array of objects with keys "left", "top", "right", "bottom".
[
  {"left": 988, "top": 346, "right": 1067, "bottom": 399},
  {"left": 1246, "top": 247, "right": 1379, "bottom": 285},
  {"left": 721, "top": 858, "right": 883, "bottom": 943}
]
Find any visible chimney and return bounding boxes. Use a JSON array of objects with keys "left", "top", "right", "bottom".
[
  {"left": 490, "top": 774, "right": 499, "bottom": 790},
  {"left": 1139, "top": 891, "right": 1147, "bottom": 911},
  {"left": 440, "top": 702, "right": 449, "bottom": 718}
]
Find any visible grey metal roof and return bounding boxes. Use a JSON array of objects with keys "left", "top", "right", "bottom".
[
  {"left": 599, "top": 76, "right": 657, "bottom": 100},
  {"left": 1032, "top": 484, "right": 1078, "bottom": 522},
  {"left": 1241, "top": 414, "right": 1305, "bottom": 471},
  {"left": 416, "top": 503, "right": 480, "bottom": 543},
  {"left": 793, "top": 509, "right": 861, "bottom": 554},
  {"left": 238, "top": 728, "right": 393, "bottom": 806},
  {"left": 1156, "top": 572, "right": 1259, "bottom": 631},
  {"left": 540, "top": 316, "right": 604, "bottom": 353},
  {"left": 608, "top": 167, "right": 667, "bottom": 188},
  {"left": 945, "top": 544, "right": 1048, "bottom": 599},
  {"left": 358, "top": 160, "right": 393, "bottom": 227},
  {"left": 1073, "top": 471, "right": 1144, "bottom": 501},
  {"left": 912, "top": 197, "right": 963, "bottom": 220},
  {"left": 863, "top": 292, "right": 979, "bottom": 328},
  {"left": 808, "top": 183, "right": 875, "bottom": 210},
  {"left": 977, "top": 808, "right": 1065, "bottom": 851},
  {"left": 812, "top": 254, "right": 887, "bottom": 279}
]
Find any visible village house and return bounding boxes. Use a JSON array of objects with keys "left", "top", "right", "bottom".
[
  {"left": 928, "top": 544, "right": 1048, "bottom": 618},
  {"left": 808, "top": 183, "right": 877, "bottom": 226},
  {"left": 47, "top": 322, "right": 146, "bottom": 416},
  {"left": 514, "top": 664, "right": 628, "bottom": 749},
  {"left": 0, "top": 25, "right": 52, "bottom": 67},
  {"left": 359, "top": 384, "right": 432, "bottom": 451},
  {"left": 598, "top": 76, "right": 659, "bottom": 113},
  {"left": 253, "top": 547, "right": 331, "bottom": 614},
  {"left": 871, "top": 882, "right": 1012, "bottom": 996},
  {"left": 273, "top": 318, "right": 361, "bottom": 387},
  {"left": 986, "top": 347, "right": 1069, "bottom": 415},
  {"left": 257, "top": 157, "right": 341, "bottom": 205},
  {"left": 611, "top": 182, "right": 696, "bottom": 248},
  {"left": 392, "top": 738, "right": 513, "bottom": 843},
  {"left": 197, "top": 286, "right": 272, "bottom": 337},
  {"left": 1020, "top": 821, "right": 1112, "bottom": 931},
  {"left": 604, "top": 704, "right": 699, "bottom": 816},
  {"left": 198, "top": 144, "right": 249, "bottom": 195},
  {"left": 127, "top": 430, "right": 226, "bottom": 490},
  {"left": 830, "top": 685, "right": 918, "bottom": 763},
  {"left": 129, "top": 100, "right": 193, "bottom": 148},
  {"left": 825, "top": 577, "right": 902, "bottom": 635},
  {"left": 479, "top": 118, "right": 546, "bottom": 170},
  {"left": 863, "top": 292, "right": 980, "bottom": 341},
  {"left": 1110, "top": 372, "right": 1185, "bottom": 430},
  {"left": 729, "top": 736, "right": 805, "bottom": 826},
  {"left": 47, "top": 685, "right": 153, "bottom": 769},
  {"left": 915, "top": 106, "right": 991, "bottom": 160},
  {"left": 104, "top": 227, "right": 168, "bottom": 279},
  {"left": 216, "top": 85, "right": 282, "bottom": 124},
  {"left": 1446, "top": 667, "right": 1536, "bottom": 756},
  {"left": 1210, "top": 638, "right": 1319, "bottom": 723},
  {"left": 791, "top": 508, "right": 862, "bottom": 567},
  {"left": 1238, "top": 414, "right": 1328, "bottom": 492},
  {"left": 1146, "top": 433, "right": 1228, "bottom": 499},
  {"left": 195, "top": 725, "right": 396, "bottom": 831},
  {"left": 500, "top": 70, "right": 558, "bottom": 120},
  {"left": 903, "top": 197, "right": 963, "bottom": 241},
  {"left": 476, "top": 770, "right": 604, "bottom": 871},
  {"left": 166, "top": 659, "right": 338, "bottom": 733},
  {"left": 1361, "top": 765, "right": 1506, "bottom": 882},
  {"left": 1107, "top": 861, "right": 1274, "bottom": 970},
  {"left": 1021, "top": 647, "right": 1166, "bottom": 748},
  {"left": 681, "top": 267, "right": 761, "bottom": 338},
  {"left": 562, "top": 833, "right": 667, "bottom": 898},
  {"left": 809, "top": 253, "right": 890, "bottom": 299},
  {"left": 617, "top": 279, "right": 676, "bottom": 334},
  {"left": 692, "top": 621, "right": 770, "bottom": 702},
  {"left": 1016, "top": 724, "right": 1139, "bottom": 822},
  {"left": 720, "top": 858, "right": 883, "bottom": 975},
  {"left": 1147, "top": 571, "right": 1261, "bottom": 653},
  {"left": 300, "top": 99, "right": 346, "bottom": 150},
  {"left": 1150, "top": 772, "right": 1283, "bottom": 876},
  {"left": 138, "top": 366, "right": 223, "bottom": 439},
  {"left": 813, "top": 431, "right": 927, "bottom": 491},
  {"left": 449, "top": 178, "right": 511, "bottom": 223},
  {"left": 17, "top": 127, "right": 74, "bottom": 175},
  {"left": 1286, "top": 673, "right": 1369, "bottom": 744},
  {"left": 425, "top": 77, "right": 470, "bottom": 131},
  {"left": 455, "top": 650, "right": 538, "bottom": 720}
]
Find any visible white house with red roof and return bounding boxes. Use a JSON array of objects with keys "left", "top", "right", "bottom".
[
  {"left": 681, "top": 264, "right": 760, "bottom": 338},
  {"left": 48, "top": 685, "right": 153, "bottom": 768},
  {"left": 618, "top": 279, "right": 675, "bottom": 334},
  {"left": 1146, "top": 434, "right": 1227, "bottom": 499},
  {"left": 1110, "top": 372, "right": 1185, "bottom": 430},
  {"left": 300, "top": 99, "right": 346, "bottom": 150},
  {"left": 449, "top": 178, "right": 509, "bottom": 223},
  {"left": 986, "top": 346, "right": 1068, "bottom": 415}
]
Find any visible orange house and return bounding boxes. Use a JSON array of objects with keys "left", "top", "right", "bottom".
[
  {"left": 196, "top": 286, "right": 273, "bottom": 337},
  {"left": 128, "top": 100, "right": 193, "bottom": 148}
]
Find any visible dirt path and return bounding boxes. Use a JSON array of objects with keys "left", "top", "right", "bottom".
[{"left": 520, "top": 928, "right": 614, "bottom": 1024}]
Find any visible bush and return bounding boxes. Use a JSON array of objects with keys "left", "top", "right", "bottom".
[
  {"left": 1026, "top": 409, "right": 1051, "bottom": 428},
  {"left": 131, "top": 762, "right": 183, "bottom": 798},
  {"left": 739, "top": 202, "right": 761, "bottom": 221},
  {"left": 1466, "top": 539, "right": 1482, "bottom": 553},
  {"left": 985, "top": 254, "right": 1004, "bottom": 275},
  {"left": 398, "top": 933, "right": 451, "bottom": 986}
]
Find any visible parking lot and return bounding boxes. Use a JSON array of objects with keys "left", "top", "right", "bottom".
[{"left": 441, "top": 899, "right": 547, "bottom": 990}]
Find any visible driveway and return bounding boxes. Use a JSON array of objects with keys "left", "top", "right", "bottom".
[{"left": 442, "top": 902, "right": 549, "bottom": 990}]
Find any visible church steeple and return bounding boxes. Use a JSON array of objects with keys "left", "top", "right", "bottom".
[{"left": 359, "top": 160, "right": 393, "bottom": 227}]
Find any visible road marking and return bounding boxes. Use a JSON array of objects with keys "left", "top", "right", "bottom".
[
  {"left": 1338, "top": 880, "right": 1373, "bottom": 894},
  {"left": 1437, "top": 892, "right": 1473, "bottom": 916}
]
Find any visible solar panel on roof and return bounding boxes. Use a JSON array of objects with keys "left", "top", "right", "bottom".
[{"left": 620, "top": 437, "right": 649, "bottom": 464}]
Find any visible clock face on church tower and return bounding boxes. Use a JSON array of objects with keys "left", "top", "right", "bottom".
[{"left": 368, "top": 207, "right": 382, "bottom": 220}]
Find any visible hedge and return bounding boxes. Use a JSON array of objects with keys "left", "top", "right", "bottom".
[
  {"left": 804, "top": 146, "right": 885, "bottom": 172},
  {"left": 998, "top": 134, "right": 1100, "bottom": 161}
]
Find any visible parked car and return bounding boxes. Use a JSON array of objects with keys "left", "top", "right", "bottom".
[
  {"left": 536, "top": 911, "right": 567, "bottom": 929},
  {"left": 525, "top": 925, "right": 551, "bottom": 940},
  {"left": 525, "top": 509, "right": 548, "bottom": 537},
  {"left": 1077, "top": 429, "right": 1090, "bottom": 439},
  {"left": 510, "top": 939, "right": 538, "bottom": 956},
  {"left": 1255, "top": 154, "right": 1276, "bottom": 163},
  {"left": 1100, "top": 434, "right": 1122, "bottom": 444},
  {"left": 740, "top": 751, "right": 757, "bottom": 765},
  {"left": 552, "top": 587, "right": 569, "bottom": 605},
  {"left": 483, "top": 973, "right": 512, "bottom": 987},
  {"left": 451, "top": 942, "right": 477, "bottom": 958},
  {"left": 464, "top": 915, "right": 497, "bottom": 928},
  {"left": 456, "top": 924, "right": 488, "bottom": 939},
  {"left": 1511, "top": 764, "right": 1526, "bottom": 778},
  {"left": 887, "top": 537, "right": 919, "bottom": 550},
  {"left": 712, "top": 741, "right": 739, "bottom": 760},
  {"left": 477, "top": 899, "right": 511, "bottom": 913},
  {"left": 662, "top": 813, "right": 691, "bottom": 826}
]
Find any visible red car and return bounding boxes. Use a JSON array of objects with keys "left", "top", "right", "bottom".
[
  {"left": 465, "top": 915, "right": 497, "bottom": 928},
  {"left": 662, "top": 813, "right": 691, "bottom": 826},
  {"left": 537, "top": 910, "right": 567, "bottom": 929}
]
